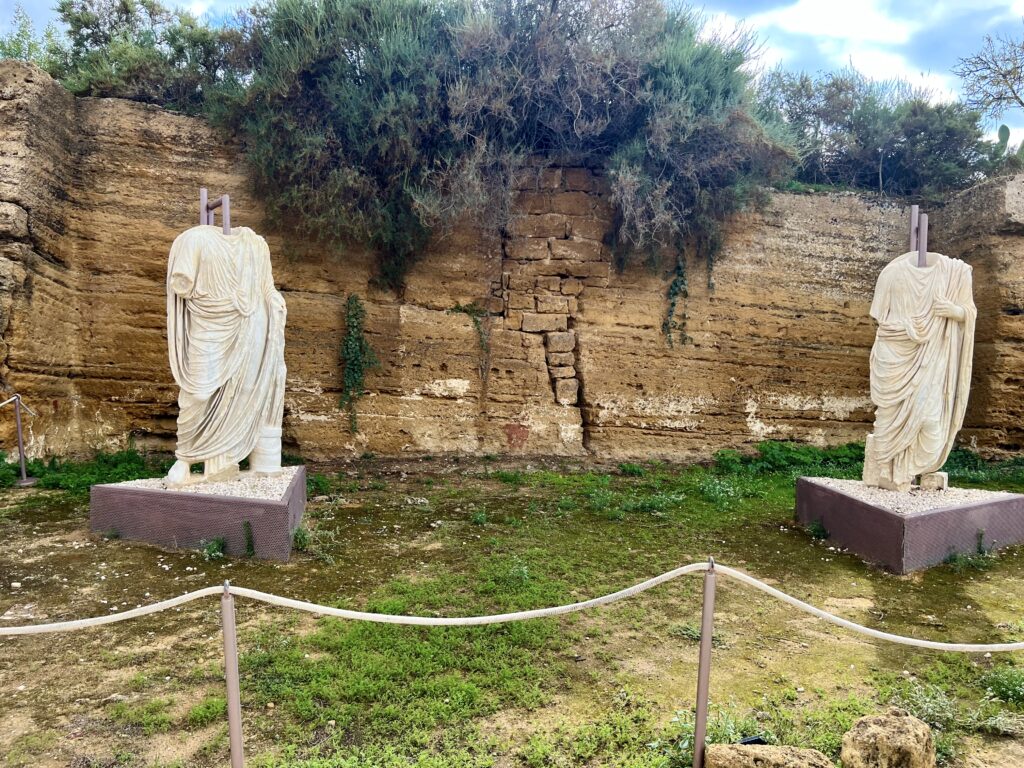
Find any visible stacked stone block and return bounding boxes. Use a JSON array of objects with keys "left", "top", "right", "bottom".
[{"left": 497, "top": 164, "right": 613, "bottom": 406}]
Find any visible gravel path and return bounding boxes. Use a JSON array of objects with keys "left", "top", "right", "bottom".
[
  {"left": 806, "top": 477, "right": 1019, "bottom": 515},
  {"left": 111, "top": 466, "right": 299, "bottom": 501}
]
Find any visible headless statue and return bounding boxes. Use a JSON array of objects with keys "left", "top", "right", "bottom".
[
  {"left": 164, "top": 225, "right": 287, "bottom": 485},
  {"left": 862, "top": 251, "right": 976, "bottom": 492}
]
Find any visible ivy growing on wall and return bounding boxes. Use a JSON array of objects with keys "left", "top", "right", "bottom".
[
  {"left": 447, "top": 302, "right": 492, "bottom": 382},
  {"left": 339, "top": 294, "right": 379, "bottom": 434}
]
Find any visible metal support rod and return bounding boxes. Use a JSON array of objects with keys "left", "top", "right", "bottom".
[
  {"left": 909, "top": 204, "right": 919, "bottom": 252},
  {"left": 222, "top": 195, "right": 231, "bottom": 234},
  {"left": 222, "top": 581, "right": 245, "bottom": 768},
  {"left": 14, "top": 396, "right": 29, "bottom": 486},
  {"left": 692, "top": 557, "right": 717, "bottom": 768},
  {"left": 200, "top": 187, "right": 209, "bottom": 226},
  {"left": 917, "top": 213, "right": 929, "bottom": 267}
]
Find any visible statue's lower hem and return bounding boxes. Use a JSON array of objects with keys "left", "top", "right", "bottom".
[
  {"left": 795, "top": 476, "right": 1024, "bottom": 573},
  {"left": 88, "top": 466, "right": 306, "bottom": 561}
]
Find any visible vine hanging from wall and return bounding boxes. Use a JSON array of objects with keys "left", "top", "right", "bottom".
[
  {"left": 448, "top": 302, "right": 492, "bottom": 383},
  {"left": 339, "top": 294, "right": 379, "bottom": 434}
]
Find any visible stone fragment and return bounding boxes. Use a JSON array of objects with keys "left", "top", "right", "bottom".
[
  {"left": 563, "top": 167, "right": 600, "bottom": 192},
  {"left": 505, "top": 238, "right": 549, "bottom": 261},
  {"left": 550, "top": 191, "right": 594, "bottom": 216},
  {"left": 508, "top": 294, "right": 535, "bottom": 311},
  {"left": 549, "top": 366, "right": 576, "bottom": 379},
  {"left": 706, "top": 744, "right": 834, "bottom": 768},
  {"left": 545, "top": 330, "right": 576, "bottom": 353},
  {"left": 514, "top": 191, "right": 551, "bottom": 215},
  {"left": 0, "top": 202, "right": 29, "bottom": 239},
  {"left": 919, "top": 471, "right": 948, "bottom": 491},
  {"left": 508, "top": 214, "right": 567, "bottom": 239},
  {"left": 512, "top": 167, "right": 538, "bottom": 191},
  {"left": 569, "top": 216, "right": 609, "bottom": 240},
  {"left": 550, "top": 238, "right": 604, "bottom": 262},
  {"left": 522, "top": 313, "right": 568, "bottom": 333},
  {"left": 840, "top": 708, "right": 935, "bottom": 768},
  {"left": 504, "top": 310, "right": 524, "bottom": 330},
  {"left": 567, "top": 260, "right": 610, "bottom": 278},
  {"left": 555, "top": 377, "right": 579, "bottom": 405},
  {"left": 561, "top": 278, "right": 583, "bottom": 295},
  {"left": 535, "top": 276, "right": 561, "bottom": 292},
  {"left": 546, "top": 351, "right": 574, "bottom": 366},
  {"left": 538, "top": 167, "right": 562, "bottom": 189},
  {"left": 507, "top": 275, "right": 532, "bottom": 292},
  {"left": 536, "top": 295, "right": 569, "bottom": 314}
]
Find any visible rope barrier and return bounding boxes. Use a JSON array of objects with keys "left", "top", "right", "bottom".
[{"left": 2, "top": 562, "right": 1022, "bottom": 652}]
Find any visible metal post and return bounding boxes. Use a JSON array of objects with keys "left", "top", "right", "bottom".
[
  {"left": 917, "top": 213, "right": 929, "bottom": 268},
  {"left": 692, "top": 557, "right": 717, "bottom": 768},
  {"left": 221, "top": 581, "right": 245, "bottom": 768},
  {"left": 222, "top": 194, "right": 231, "bottom": 234},
  {"left": 909, "top": 204, "right": 919, "bottom": 252},
  {"left": 13, "top": 396, "right": 35, "bottom": 487},
  {"left": 200, "top": 188, "right": 209, "bottom": 226}
]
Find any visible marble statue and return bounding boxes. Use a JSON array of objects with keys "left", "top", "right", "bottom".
[
  {"left": 862, "top": 251, "right": 976, "bottom": 492},
  {"left": 163, "top": 225, "right": 287, "bottom": 485}
]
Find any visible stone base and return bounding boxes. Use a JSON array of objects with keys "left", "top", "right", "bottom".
[
  {"left": 89, "top": 467, "right": 306, "bottom": 561},
  {"left": 796, "top": 477, "right": 1024, "bottom": 573}
]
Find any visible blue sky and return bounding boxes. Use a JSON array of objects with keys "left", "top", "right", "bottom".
[{"left": 5, "top": 0, "right": 1024, "bottom": 138}]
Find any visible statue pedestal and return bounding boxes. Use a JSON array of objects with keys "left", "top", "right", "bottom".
[
  {"left": 795, "top": 477, "right": 1024, "bottom": 573},
  {"left": 89, "top": 466, "right": 306, "bottom": 561}
]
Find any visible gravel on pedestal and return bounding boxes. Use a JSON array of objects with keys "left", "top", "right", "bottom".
[
  {"left": 113, "top": 466, "right": 300, "bottom": 501},
  {"left": 807, "top": 477, "right": 1016, "bottom": 515}
]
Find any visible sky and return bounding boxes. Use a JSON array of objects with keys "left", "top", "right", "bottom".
[{"left": 5, "top": 0, "right": 1024, "bottom": 138}]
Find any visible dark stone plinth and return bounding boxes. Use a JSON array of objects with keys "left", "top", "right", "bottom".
[
  {"left": 89, "top": 467, "right": 306, "bottom": 561},
  {"left": 796, "top": 477, "right": 1024, "bottom": 573}
]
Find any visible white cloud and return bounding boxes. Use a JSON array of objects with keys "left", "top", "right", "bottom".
[
  {"left": 840, "top": 47, "right": 959, "bottom": 102},
  {"left": 698, "top": 10, "right": 793, "bottom": 70},
  {"left": 749, "top": 0, "right": 920, "bottom": 46}
]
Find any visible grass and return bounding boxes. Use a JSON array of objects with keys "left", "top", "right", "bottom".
[
  {"left": 4, "top": 441, "right": 1024, "bottom": 767},
  {"left": 186, "top": 695, "right": 227, "bottom": 728},
  {"left": 0, "top": 447, "right": 171, "bottom": 495},
  {"left": 982, "top": 666, "right": 1024, "bottom": 706},
  {"left": 108, "top": 698, "right": 175, "bottom": 735}
]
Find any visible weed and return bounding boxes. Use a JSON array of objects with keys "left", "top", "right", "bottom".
[
  {"left": 807, "top": 520, "right": 829, "bottom": 540},
  {"left": 243, "top": 520, "right": 255, "bottom": 557},
  {"left": 292, "top": 525, "right": 337, "bottom": 565},
  {"left": 471, "top": 510, "right": 488, "bottom": 526},
  {"left": 186, "top": 695, "right": 227, "bottom": 728},
  {"left": 306, "top": 473, "right": 331, "bottom": 497},
  {"left": 659, "top": 703, "right": 770, "bottom": 765},
  {"left": 618, "top": 462, "right": 646, "bottom": 477},
  {"left": 0, "top": 448, "right": 170, "bottom": 495},
  {"left": 492, "top": 470, "right": 524, "bottom": 485},
  {"left": 945, "top": 532, "right": 996, "bottom": 572},
  {"left": 108, "top": 698, "right": 174, "bottom": 735},
  {"left": 200, "top": 538, "right": 226, "bottom": 561},
  {"left": 982, "top": 666, "right": 1024, "bottom": 706},
  {"left": 292, "top": 526, "right": 311, "bottom": 552}
]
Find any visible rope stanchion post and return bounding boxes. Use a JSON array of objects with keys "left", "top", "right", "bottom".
[
  {"left": 221, "top": 581, "right": 245, "bottom": 768},
  {"left": 692, "top": 557, "right": 717, "bottom": 768}
]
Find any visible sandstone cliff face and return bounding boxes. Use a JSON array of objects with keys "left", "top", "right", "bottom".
[{"left": 0, "top": 62, "right": 1021, "bottom": 460}]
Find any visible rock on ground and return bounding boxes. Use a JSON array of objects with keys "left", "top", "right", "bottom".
[
  {"left": 840, "top": 708, "right": 936, "bottom": 768},
  {"left": 705, "top": 744, "right": 835, "bottom": 768}
]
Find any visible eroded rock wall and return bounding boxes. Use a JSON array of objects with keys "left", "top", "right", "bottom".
[{"left": 0, "top": 62, "right": 1021, "bottom": 460}]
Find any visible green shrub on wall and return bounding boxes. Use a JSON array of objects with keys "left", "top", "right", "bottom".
[{"left": 213, "top": 0, "right": 795, "bottom": 288}]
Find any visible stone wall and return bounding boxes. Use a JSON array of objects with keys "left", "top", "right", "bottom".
[{"left": 0, "top": 61, "right": 1021, "bottom": 461}]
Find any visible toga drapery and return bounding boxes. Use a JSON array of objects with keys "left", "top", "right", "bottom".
[
  {"left": 167, "top": 225, "right": 286, "bottom": 466},
  {"left": 865, "top": 251, "right": 976, "bottom": 487}
]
